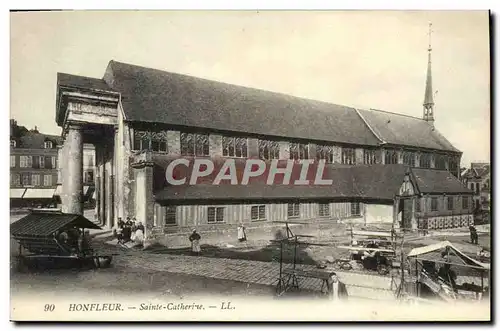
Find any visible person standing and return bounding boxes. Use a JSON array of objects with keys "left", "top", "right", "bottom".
[
  {"left": 237, "top": 224, "right": 247, "bottom": 242},
  {"left": 189, "top": 229, "right": 202, "bottom": 256},
  {"left": 469, "top": 225, "right": 478, "bottom": 245},
  {"left": 327, "top": 272, "right": 348, "bottom": 300}
]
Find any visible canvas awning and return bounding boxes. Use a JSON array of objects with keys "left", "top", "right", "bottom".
[
  {"left": 23, "top": 188, "right": 56, "bottom": 199},
  {"left": 408, "top": 241, "right": 490, "bottom": 270},
  {"left": 10, "top": 188, "right": 26, "bottom": 199}
]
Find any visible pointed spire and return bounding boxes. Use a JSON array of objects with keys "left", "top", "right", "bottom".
[{"left": 423, "top": 22, "right": 435, "bottom": 124}]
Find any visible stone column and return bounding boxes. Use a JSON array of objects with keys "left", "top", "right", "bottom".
[
  {"left": 59, "top": 142, "right": 68, "bottom": 209},
  {"left": 132, "top": 160, "right": 154, "bottom": 239},
  {"left": 97, "top": 145, "right": 106, "bottom": 226},
  {"left": 113, "top": 126, "right": 121, "bottom": 222},
  {"left": 105, "top": 143, "right": 114, "bottom": 229},
  {"left": 62, "top": 124, "right": 83, "bottom": 215}
]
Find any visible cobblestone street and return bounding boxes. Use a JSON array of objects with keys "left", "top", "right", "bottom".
[{"left": 99, "top": 240, "right": 396, "bottom": 302}]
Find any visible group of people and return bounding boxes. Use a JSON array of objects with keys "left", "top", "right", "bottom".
[
  {"left": 55, "top": 228, "right": 92, "bottom": 257},
  {"left": 113, "top": 217, "right": 145, "bottom": 246}
]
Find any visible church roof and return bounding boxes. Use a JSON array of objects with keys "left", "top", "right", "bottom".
[
  {"left": 151, "top": 158, "right": 471, "bottom": 202},
  {"left": 356, "top": 108, "right": 460, "bottom": 152},
  {"left": 56, "top": 60, "right": 461, "bottom": 153},
  {"left": 411, "top": 168, "right": 473, "bottom": 194},
  {"left": 103, "top": 61, "right": 380, "bottom": 146}
]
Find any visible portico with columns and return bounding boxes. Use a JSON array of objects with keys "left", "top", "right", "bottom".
[{"left": 56, "top": 75, "right": 152, "bottom": 235}]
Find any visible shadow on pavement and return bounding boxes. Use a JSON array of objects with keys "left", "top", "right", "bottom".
[{"left": 148, "top": 228, "right": 319, "bottom": 266}]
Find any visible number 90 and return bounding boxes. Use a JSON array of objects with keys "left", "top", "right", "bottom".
[{"left": 44, "top": 304, "right": 55, "bottom": 312}]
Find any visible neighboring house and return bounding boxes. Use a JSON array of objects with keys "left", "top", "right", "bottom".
[
  {"left": 54, "top": 59, "right": 470, "bottom": 236},
  {"left": 462, "top": 163, "right": 491, "bottom": 218},
  {"left": 10, "top": 121, "right": 62, "bottom": 208}
]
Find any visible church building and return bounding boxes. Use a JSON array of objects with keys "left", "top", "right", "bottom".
[{"left": 55, "top": 30, "right": 473, "bottom": 240}]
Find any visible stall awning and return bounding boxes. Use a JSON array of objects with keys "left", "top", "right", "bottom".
[
  {"left": 408, "top": 240, "right": 490, "bottom": 270},
  {"left": 11, "top": 210, "right": 101, "bottom": 237},
  {"left": 23, "top": 188, "right": 56, "bottom": 199},
  {"left": 10, "top": 188, "right": 27, "bottom": 199},
  {"left": 54, "top": 185, "right": 62, "bottom": 196},
  {"left": 83, "top": 186, "right": 90, "bottom": 195}
]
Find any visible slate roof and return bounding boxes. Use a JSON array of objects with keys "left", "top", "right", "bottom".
[
  {"left": 57, "top": 73, "right": 113, "bottom": 92},
  {"left": 56, "top": 60, "right": 461, "bottom": 153},
  {"left": 411, "top": 168, "right": 473, "bottom": 194},
  {"left": 152, "top": 157, "right": 469, "bottom": 201},
  {"left": 103, "top": 61, "right": 380, "bottom": 146},
  {"left": 16, "top": 132, "right": 63, "bottom": 149},
  {"left": 462, "top": 163, "right": 490, "bottom": 179},
  {"left": 357, "top": 108, "right": 460, "bottom": 152}
]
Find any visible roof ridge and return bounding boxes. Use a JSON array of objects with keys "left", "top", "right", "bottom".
[
  {"left": 366, "top": 108, "right": 426, "bottom": 121},
  {"left": 353, "top": 108, "right": 385, "bottom": 144},
  {"left": 109, "top": 60, "right": 359, "bottom": 111}
]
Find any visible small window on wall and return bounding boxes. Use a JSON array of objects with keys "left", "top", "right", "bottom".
[
  {"left": 384, "top": 149, "right": 398, "bottom": 165},
  {"left": 208, "top": 207, "right": 225, "bottom": 223},
  {"left": 363, "top": 149, "right": 377, "bottom": 165},
  {"left": 447, "top": 197, "right": 454, "bottom": 210},
  {"left": 134, "top": 130, "right": 169, "bottom": 153},
  {"left": 151, "top": 138, "right": 168, "bottom": 153},
  {"left": 251, "top": 205, "right": 266, "bottom": 221},
  {"left": 403, "top": 151, "right": 416, "bottom": 167},
  {"left": 181, "top": 132, "right": 209, "bottom": 157},
  {"left": 435, "top": 154, "right": 447, "bottom": 170},
  {"left": 43, "top": 174, "right": 52, "bottom": 187},
  {"left": 290, "top": 142, "right": 309, "bottom": 160},
  {"left": 431, "top": 197, "right": 438, "bottom": 211},
  {"left": 165, "top": 206, "right": 177, "bottom": 226},
  {"left": 316, "top": 145, "right": 334, "bottom": 163},
  {"left": 319, "top": 203, "right": 330, "bottom": 217},
  {"left": 341, "top": 148, "right": 356, "bottom": 165},
  {"left": 415, "top": 199, "right": 421, "bottom": 212},
  {"left": 287, "top": 203, "right": 300, "bottom": 218},
  {"left": 223, "top": 136, "right": 248, "bottom": 158},
  {"left": 462, "top": 196, "right": 469, "bottom": 209},
  {"left": 351, "top": 202, "right": 361, "bottom": 216},
  {"left": 420, "top": 153, "right": 432, "bottom": 168},
  {"left": 258, "top": 140, "right": 280, "bottom": 160}
]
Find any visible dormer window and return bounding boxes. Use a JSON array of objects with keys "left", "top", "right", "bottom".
[
  {"left": 44, "top": 141, "right": 53, "bottom": 149},
  {"left": 10, "top": 140, "right": 16, "bottom": 148}
]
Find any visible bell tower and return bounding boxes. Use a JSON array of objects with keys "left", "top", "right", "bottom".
[{"left": 423, "top": 22, "right": 435, "bottom": 125}]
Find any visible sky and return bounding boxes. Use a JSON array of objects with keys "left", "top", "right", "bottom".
[{"left": 9, "top": 10, "right": 490, "bottom": 166}]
